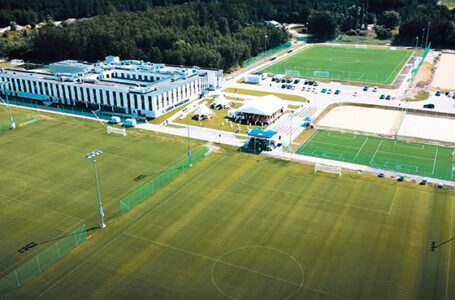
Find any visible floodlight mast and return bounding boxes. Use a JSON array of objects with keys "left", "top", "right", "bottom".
[
  {"left": 0, "top": 81, "right": 16, "bottom": 129},
  {"left": 85, "top": 150, "right": 106, "bottom": 228},
  {"left": 187, "top": 113, "right": 192, "bottom": 167}
]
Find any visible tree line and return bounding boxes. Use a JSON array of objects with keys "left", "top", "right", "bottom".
[{"left": 0, "top": 0, "right": 454, "bottom": 72}]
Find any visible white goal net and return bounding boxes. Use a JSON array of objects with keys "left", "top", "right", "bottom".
[
  {"left": 314, "top": 163, "right": 341, "bottom": 176},
  {"left": 285, "top": 70, "right": 300, "bottom": 76},
  {"left": 314, "top": 70, "right": 330, "bottom": 78},
  {"left": 107, "top": 126, "right": 127, "bottom": 136}
]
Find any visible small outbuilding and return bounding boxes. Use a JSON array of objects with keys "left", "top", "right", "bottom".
[{"left": 234, "top": 95, "right": 284, "bottom": 125}]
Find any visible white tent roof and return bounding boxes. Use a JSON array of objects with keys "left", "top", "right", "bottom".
[
  {"left": 193, "top": 105, "right": 215, "bottom": 117},
  {"left": 213, "top": 95, "right": 229, "bottom": 106},
  {"left": 235, "top": 95, "right": 284, "bottom": 116}
]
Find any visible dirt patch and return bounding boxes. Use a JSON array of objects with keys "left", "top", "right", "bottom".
[
  {"left": 431, "top": 53, "right": 455, "bottom": 91},
  {"left": 39, "top": 114, "right": 57, "bottom": 121},
  {"left": 414, "top": 62, "right": 433, "bottom": 86}
]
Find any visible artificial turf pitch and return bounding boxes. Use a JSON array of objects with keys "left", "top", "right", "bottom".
[
  {"left": 297, "top": 130, "right": 455, "bottom": 181},
  {"left": 260, "top": 45, "right": 413, "bottom": 84},
  {"left": 2, "top": 107, "right": 455, "bottom": 299}
]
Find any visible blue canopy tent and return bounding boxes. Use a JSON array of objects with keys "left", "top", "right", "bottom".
[{"left": 245, "top": 129, "right": 278, "bottom": 153}]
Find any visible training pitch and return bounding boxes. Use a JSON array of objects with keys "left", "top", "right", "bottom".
[
  {"left": 298, "top": 130, "right": 455, "bottom": 180},
  {"left": 2, "top": 107, "right": 455, "bottom": 299},
  {"left": 260, "top": 45, "right": 413, "bottom": 84}
]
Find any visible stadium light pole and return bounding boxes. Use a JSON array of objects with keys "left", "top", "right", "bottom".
[
  {"left": 85, "top": 150, "right": 106, "bottom": 228},
  {"left": 187, "top": 113, "right": 192, "bottom": 167},
  {"left": 425, "top": 21, "right": 431, "bottom": 49},
  {"left": 264, "top": 35, "right": 268, "bottom": 53},
  {"left": 415, "top": 36, "right": 419, "bottom": 50},
  {"left": 0, "top": 81, "right": 16, "bottom": 129}
]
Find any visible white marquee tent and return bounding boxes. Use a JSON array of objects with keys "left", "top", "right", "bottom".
[{"left": 193, "top": 105, "right": 216, "bottom": 120}]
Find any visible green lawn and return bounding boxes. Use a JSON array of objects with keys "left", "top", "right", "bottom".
[
  {"left": 0, "top": 107, "right": 199, "bottom": 283},
  {"left": 2, "top": 107, "right": 455, "bottom": 300},
  {"left": 297, "top": 130, "right": 454, "bottom": 180},
  {"left": 260, "top": 45, "right": 413, "bottom": 84}
]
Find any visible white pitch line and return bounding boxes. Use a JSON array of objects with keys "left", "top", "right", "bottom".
[
  {"left": 369, "top": 140, "right": 383, "bottom": 164},
  {"left": 353, "top": 137, "right": 368, "bottom": 161},
  {"left": 388, "top": 187, "right": 399, "bottom": 216},
  {"left": 432, "top": 147, "right": 439, "bottom": 175}
]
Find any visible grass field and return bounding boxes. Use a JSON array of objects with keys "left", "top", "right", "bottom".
[
  {"left": 297, "top": 130, "right": 454, "bottom": 180},
  {"left": 2, "top": 106, "right": 455, "bottom": 299},
  {"left": 260, "top": 45, "right": 413, "bottom": 84},
  {"left": 0, "top": 106, "right": 199, "bottom": 281}
]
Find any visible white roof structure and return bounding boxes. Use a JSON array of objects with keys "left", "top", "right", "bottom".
[
  {"left": 193, "top": 105, "right": 216, "bottom": 118},
  {"left": 213, "top": 95, "right": 230, "bottom": 107},
  {"left": 235, "top": 95, "right": 284, "bottom": 116}
]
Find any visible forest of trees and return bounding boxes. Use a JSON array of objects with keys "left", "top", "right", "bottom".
[{"left": 0, "top": 0, "right": 454, "bottom": 71}]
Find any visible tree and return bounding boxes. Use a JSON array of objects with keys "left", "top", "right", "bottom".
[
  {"left": 378, "top": 10, "right": 400, "bottom": 29},
  {"left": 374, "top": 25, "right": 392, "bottom": 39},
  {"left": 9, "top": 21, "right": 17, "bottom": 31},
  {"left": 308, "top": 11, "right": 337, "bottom": 41}
]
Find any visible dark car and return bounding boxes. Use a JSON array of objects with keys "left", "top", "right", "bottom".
[
  {"left": 294, "top": 79, "right": 300, "bottom": 84},
  {"left": 385, "top": 95, "right": 391, "bottom": 100},
  {"left": 363, "top": 86, "right": 369, "bottom": 91},
  {"left": 287, "top": 84, "right": 293, "bottom": 89},
  {"left": 321, "top": 88, "right": 327, "bottom": 93},
  {"left": 281, "top": 78, "right": 286, "bottom": 83},
  {"left": 380, "top": 94, "right": 385, "bottom": 99},
  {"left": 334, "top": 90, "right": 341, "bottom": 95},
  {"left": 423, "top": 103, "right": 435, "bottom": 109},
  {"left": 308, "top": 81, "right": 314, "bottom": 86},
  {"left": 281, "top": 84, "right": 287, "bottom": 89},
  {"left": 286, "top": 78, "right": 292, "bottom": 83},
  {"left": 452, "top": 94, "right": 455, "bottom": 99},
  {"left": 436, "top": 91, "right": 441, "bottom": 96},
  {"left": 271, "top": 77, "right": 276, "bottom": 82}
]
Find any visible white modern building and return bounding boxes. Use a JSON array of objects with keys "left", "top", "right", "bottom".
[{"left": 0, "top": 56, "right": 224, "bottom": 118}]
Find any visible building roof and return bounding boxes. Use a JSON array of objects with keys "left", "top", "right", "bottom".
[
  {"left": 235, "top": 95, "right": 284, "bottom": 116},
  {"left": 193, "top": 105, "right": 215, "bottom": 117},
  {"left": 248, "top": 129, "right": 277, "bottom": 139}
]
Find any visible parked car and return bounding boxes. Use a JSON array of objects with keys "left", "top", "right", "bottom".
[
  {"left": 321, "top": 88, "right": 327, "bottom": 93},
  {"left": 353, "top": 92, "right": 357, "bottom": 97},
  {"left": 281, "top": 84, "right": 287, "bottom": 89},
  {"left": 334, "top": 90, "right": 341, "bottom": 95},
  {"left": 380, "top": 94, "right": 385, "bottom": 99},
  {"left": 287, "top": 84, "right": 293, "bottom": 89},
  {"left": 372, "top": 87, "right": 377, "bottom": 92},
  {"left": 452, "top": 94, "right": 455, "bottom": 99},
  {"left": 327, "top": 89, "right": 332, "bottom": 94},
  {"left": 436, "top": 90, "right": 441, "bottom": 96},
  {"left": 294, "top": 79, "right": 300, "bottom": 84},
  {"left": 308, "top": 81, "right": 314, "bottom": 86},
  {"left": 271, "top": 77, "right": 277, "bottom": 82},
  {"left": 423, "top": 103, "right": 435, "bottom": 109},
  {"left": 363, "top": 86, "right": 369, "bottom": 91},
  {"left": 313, "top": 82, "right": 319, "bottom": 86},
  {"left": 304, "top": 80, "right": 309, "bottom": 85},
  {"left": 281, "top": 78, "right": 286, "bottom": 83},
  {"left": 386, "top": 95, "right": 391, "bottom": 100},
  {"left": 286, "top": 78, "right": 292, "bottom": 83}
]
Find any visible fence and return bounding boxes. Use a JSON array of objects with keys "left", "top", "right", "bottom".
[
  {"left": 0, "top": 225, "right": 87, "bottom": 299},
  {"left": 120, "top": 147, "right": 212, "bottom": 215},
  {"left": 242, "top": 42, "right": 292, "bottom": 67}
]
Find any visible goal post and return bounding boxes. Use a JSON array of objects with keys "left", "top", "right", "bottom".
[
  {"left": 314, "top": 70, "right": 330, "bottom": 78},
  {"left": 285, "top": 70, "right": 300, "bottom": 76},
  {"left": 107, "top": 126, "right": 127, "bottom": 136},
  {"left": 314, "top": 163, "right": 341, "bottom": 176}
]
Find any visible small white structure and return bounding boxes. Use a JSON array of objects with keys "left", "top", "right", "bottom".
[
  {"left": 234, "top": 95, "right": 284, "bottom": 125},
  {"left": 193, "top": 105, "right": 216, "bottom": 121},
  {"left": 124, "top": 118, "right": 137, "bottom": 127},
  {"left": 211, "top": 95, "right": 231, "bottom": 110},
  {"left": 107, "top": 126, "right": 127, "bottom": 136},
  {"left": 244, "top": 75, "right": 261, "bottom": 84},
  {"left": 11, "top": 59, "right": 24, "bottom": 65},
  {"left": 109, "top": 116, "right": 121, "bottom": 124}
]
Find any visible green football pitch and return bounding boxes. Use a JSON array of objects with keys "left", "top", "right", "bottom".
[
  {"left": 2, "top": 106, "right": 455, "bottom": 299},
  {"left": 297, "top": 130, "right": 455, "bottom": 180},
  {"left": 260, "top": 45, "right": 413, "bottom": 84}
]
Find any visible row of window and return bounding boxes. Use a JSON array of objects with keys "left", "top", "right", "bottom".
[{"left": 1, "top": 74, "right": 207, "bottom": 113}]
